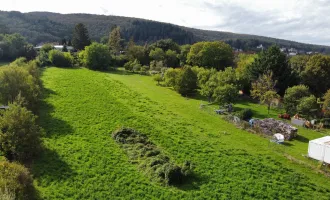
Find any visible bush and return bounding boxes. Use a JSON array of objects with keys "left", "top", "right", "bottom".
[
  {"left": 124, "top": 59, "right": 141, "bottom": 72},
  {"left": 323, "top": 89, "right": 330, "bottom": 117},
  {"left": 236, "top": 109, "right": 253, "bottom": 121},
  {"left": 36, "top": 50, "right": 50, "bottom": 67},
  {"left": 0, "top": 65, "right": 41, "bottom": 112},
  {"left": 48, "top": 50, "right": 73, "bottom": 67},
  {"left": 283, "top": 85, "right": 310, "bottom": 115},
  {"left": 0, "top": 161, "right": 37, "bottom": 200},
  {"left": 153, "top": 74, "right": 163, "bottom": 85},
  {"left": 79, "top": 43, "right": 112, "bottom": 70},
  {"left": 164, "top": 68, "right": 180, "bottom": 87},
  {"left": 0, "top": 103, "right": 42, "bottom": 161},
  {"left": 114, "top": 54, "right": 129, "bottom": 67},
  {"left": 150, "top": 60, "right": 164, "bottom": 72},
  {"left": 9, "top": 57, "right": 27, "bottom": 66},
  {"left": 297, "top": 95, "right": 318, "bottom": 118},
  {"left": 174, "top": 67, "right": 197, "bottom": 96},
  {"left": 213, "top": 84, "right": 239, "bottom": 106}
]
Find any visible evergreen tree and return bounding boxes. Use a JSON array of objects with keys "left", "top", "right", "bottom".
[
  {"left": 62, "top": 45, "right": 68, "bottom": 52},
  {"left": 128, "top": 37, "right": 135, "bottom": 50},
  {"left": 108, "top": 26, "right": 122, "bottom": 53},
  {"left": 72, "top": 23, "right": 91, "bottom": 50},
  {"left": 248, "top": 45, "right": 295, "bottom": 95},
  {"left": 61, "top": 38, "right": 67, "bottom": 45}
]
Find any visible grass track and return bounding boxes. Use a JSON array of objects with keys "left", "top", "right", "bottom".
[{"left": 34, "top": 67, "right": 330, "bottom": 199}]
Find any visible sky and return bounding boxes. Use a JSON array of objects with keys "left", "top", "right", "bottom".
[{"left": 1, "top": 0, "right": 330, "bottom": 45}]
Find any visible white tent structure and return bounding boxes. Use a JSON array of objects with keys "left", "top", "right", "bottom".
[{"left": 308, "top": 136, "right": 330, "bottom": 163}]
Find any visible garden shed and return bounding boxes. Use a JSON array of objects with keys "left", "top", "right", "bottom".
[{"left": 308, "top": 136, "right": 330, "bottom": 163}]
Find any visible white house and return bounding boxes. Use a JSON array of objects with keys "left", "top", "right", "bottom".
[{"left": 308, "top": 136, "right": 330, "bottom": 163}]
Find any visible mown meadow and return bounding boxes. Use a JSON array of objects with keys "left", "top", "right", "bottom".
[{"left": 33, "top": 67, "right": 330, "bottom": 199}]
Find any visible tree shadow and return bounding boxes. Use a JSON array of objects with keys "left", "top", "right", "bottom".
[
  {"left": 174, "top": 172, "right": 209, "bottom": 191},
  {"left": 105, "top": 69, "right": 136, "bottom": 76},
  {"left": 294, "top": 135, "right": 309, "bottom": 143},
  {"left": 31, "top": 147, "right": 76, "bottom": 182},
  {"left": 38, "top": 88, "right": 74, "bottom": 138},
  {"left": 282, "top": 142, "right": 294, "bottom": 146}
]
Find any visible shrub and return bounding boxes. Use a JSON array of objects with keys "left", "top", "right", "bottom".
[
  {"left": 124, "top": 59, "right": 141, "bottom": 72},
  {"left": 0, "top": 160, "right": 37, "bottom": 200},
  {"left": 283, "top": 85, "right": 310, "bottom": 115},
  {"left": 297, "top": 95, "right": 318, "bottom": 118},
  {"left": 0, "top": 65, "right": 41, "bottom": 112},
  {"left": 174, "top": 67, "right": 197, "bottom": 96},
  {"left": 36, "top": 50, "right": 50, "bottom": 67},
  {"left": 0, "top": 103, "right": 42, "bottom": 161},
  {"left": 153, "top": 74, "right": 163, "bottom": 85},
  {"left": 9, "top": 57, "right": 27, "bottom": 66},
  {"left": 164, "top": 68, "right": 180, "bottom": 87},
  {"left": 48, "top": 50, "right": 73, "bottom": 67},
  {"left": 79, "top": 43, "right": 112, "bottom": 70},
  {"left": 213, "top": 84, "right": 238, "bottom": 106},
  {"left": 323, "top": 89, "right": 330, "bottom": 117},
  {"left": 124, "top": 61, "right": 133, "bottom": 71},
  {"left": 150, "top": 60, "right": 164, "bottom": 72},
  {"left": 40, "top": 44, "right": 53, "bottom": 53},
  {"left": 114, "top": 54, "right": 129, "bottom": 67},
  {"left": 236, "top": 109, "right": 253, "bottom": 121}
]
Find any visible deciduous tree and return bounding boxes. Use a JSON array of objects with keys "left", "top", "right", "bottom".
[
  {"left": 251, "top": 72, "right": 279, "bottom": 114},
  {"left": 302, "top": 54, "right": 330, "bottom": 96},
  {"left": 0, "top": 102, "right": 42, "bottom": 161},
  {"left": 283, "top": 85, "right": 310, "bottom": 115},
  {"left": 187, "top": 41, "right": 233, "bottom": 70}
]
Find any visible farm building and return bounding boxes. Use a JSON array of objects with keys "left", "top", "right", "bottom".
[{"left": 308, "top": 136, "right": 330, "bottom": 163}]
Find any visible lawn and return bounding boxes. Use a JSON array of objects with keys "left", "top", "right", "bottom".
[{"left": 34, "top": 67, "right": 330, "bottom": 199}]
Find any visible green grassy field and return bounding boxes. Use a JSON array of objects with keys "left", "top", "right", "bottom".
[{"left": 34, "top": 67, "right": 330, "bottom": 199}]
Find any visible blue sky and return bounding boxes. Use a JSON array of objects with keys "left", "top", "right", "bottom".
[{"left": 2, "top": 0, "right": 330, "bottom": 45}]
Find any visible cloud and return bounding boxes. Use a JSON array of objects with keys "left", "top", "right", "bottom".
[
  {"left": 197, "top": 0, "right": 330, "bottom": 45},
  {"left": 100, "top": 6, "right": 109, "bottom": 15},
  {"left": 1, "top": 0, "right": 330, "bottom": 45}
]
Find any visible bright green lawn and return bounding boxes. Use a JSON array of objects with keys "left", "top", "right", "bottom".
[{"left": 34, "top": 67, "right": 330, "bottom": 199}]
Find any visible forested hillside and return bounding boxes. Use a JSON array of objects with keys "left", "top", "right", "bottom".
[{"left": 1, "top": 10, "right": 330, "bottom": 53}]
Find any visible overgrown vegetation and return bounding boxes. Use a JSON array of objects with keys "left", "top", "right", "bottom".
[
  {"left": 48, "top": 50, "right": 73, "bottom": 68},
  {"left": 0, "top": 160, "right": 37, "bottom": 200}
]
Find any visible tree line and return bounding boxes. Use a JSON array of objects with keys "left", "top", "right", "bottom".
[{"left": 0, "top": 58, "right": 43, "bottom": 199}]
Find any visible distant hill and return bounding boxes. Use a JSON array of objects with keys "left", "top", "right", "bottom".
[{"left": 1, "top": 10, "right": 330, "bottom": 53}]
